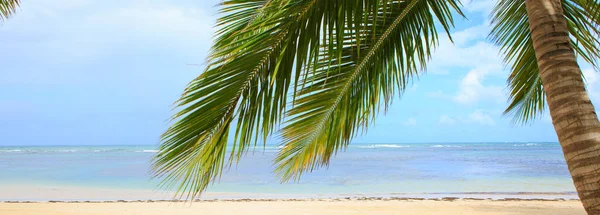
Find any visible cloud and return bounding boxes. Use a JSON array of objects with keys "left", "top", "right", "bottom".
[
  {"left": 464, "top": 0, "right": 496, "bottom": 14},
  {"left": 403, "top": 117, "right": 417, "bottom": 126},
  {"left": 438, "top": 115, "right": 456, "bottom": 125},
  {"left": 452, "top": 24, "right": 490, "bottom": 46},
  {"left": 430, "top": 24, "right": 501, "bottom": 70},
  {"left": 1, "top": 0, "right": 215, "bottom": 86},
  {"left": 437, "top": 110, "right": 496, "bottom": 126},
  {"left": 428, "top": 69, "right": 450, "bottom": 75},
  {"left": 583, "top": 68, "right": 598, "bottom": 84},
  {"left": 407, "top": 84, "right": 419, "bottom": 93},
  {"left": 426, "top": 35, "right": 497, "bottom": 76},
  {"left": 427, "top": 90, "right": 446, "bottom": 99},
  {"left": 425, "top": 23, "right": 507, "bottom": 105},
  {"left": 453, "top": 66, "right": 504, "bottom": 104},
  {"left": 583, "top": 68, "right": 600, "bottom": 102},
  {"left": 467, "top": 110, "right": 496, "bottom": 125}
]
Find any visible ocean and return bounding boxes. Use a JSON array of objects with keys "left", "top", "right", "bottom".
[{"left": 0, "top": 142, "right": 577, "bottom": 201}]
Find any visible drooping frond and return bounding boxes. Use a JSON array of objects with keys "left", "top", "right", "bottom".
[
  {"left": 490, "top": 0, "right": 600, "bottom": 124},
  {"left": 154, "top": 0, "right": 465, "bottom": 199},
  {"left": 0, "top": 0, "right": 20, "bottom": 21},
  {"left": 152, "top": 0, "right": 314, "bottom": 200},
  {"left": 275, "top": 0, "right": 463, "bottom": 181}
]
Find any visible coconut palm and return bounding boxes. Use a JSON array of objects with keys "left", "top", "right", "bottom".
[
  {"left": 0, "top": 0, "right": 20, "bottom": 21},
  {"left": 152, "top": 0, "right": 600, "bottom": 213},
  {"left": 490, "top": 1, "right": 600, "bottom": 213}
]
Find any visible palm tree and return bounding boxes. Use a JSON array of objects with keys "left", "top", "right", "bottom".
[
  {"left": 152, "top": 0, "right": 600, "bottom": 213},
  {"left": 490, "top": 0, "right": 600, "bottom": 213},
  {"left": 0, "top": 0, "right": 20, "bottom": 21}
]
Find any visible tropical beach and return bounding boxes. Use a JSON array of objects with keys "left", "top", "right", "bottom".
[{"left": 2, "top": 0, "right": 600, "bottom": 214}]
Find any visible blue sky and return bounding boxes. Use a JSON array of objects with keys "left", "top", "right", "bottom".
[{"left": 1, "top": 0, "right": 598, "bottom": 146}]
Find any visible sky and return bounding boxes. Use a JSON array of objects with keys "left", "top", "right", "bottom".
[{"left": 1, "top": 0, "right": 598, "bottom": 146}]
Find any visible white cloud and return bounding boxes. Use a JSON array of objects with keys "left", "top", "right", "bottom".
[
  {"left": 428, "top": 68, "right": 450, "bottom": 75},
  {"left": 407, "top": 84, "right": 419, "bottom": 92},
  {"left": 427, "top": 90, "right": 446, "bottom": 99},
  {"left": 583, "top": 68, "right": 598, "bottom": 84},
  {"left": 403, "top": 117, "right": 417, "bottom": 126},
  {"left": 437, "top": 110, "right": 496, "bottom": 126},
  {"left": 467, "top": 110, "right": 496, "bottom": 125},
  {"left": 426, "top": 23, "right": 506, "bottom": 105},
  {"left": 453, "top": 66, "right": 504, "bottom": 104},
  {"left": 0, "top": 0, "right": 215, "bottom": 86},
  {"left": 452, "top": 24, "right": 490, "bottom": 46},
  {"left": 464, "top": 0, "right": 496, "bottom": 14},
  {"left": 438, "top": 115, "right": 456, "bottom": 125},
  {"left": 583, "top": 68, "right": 600, "bottom": 102},
  {"left": 2, "top": 1, "right": 214, "bottom": 55},
  {"left": 429, "top": 22, "right": 500, "bottom": 70}
]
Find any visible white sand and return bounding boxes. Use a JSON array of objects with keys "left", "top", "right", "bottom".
[{"left": 0, "top": 200, "right": 586, "bottom": 215}]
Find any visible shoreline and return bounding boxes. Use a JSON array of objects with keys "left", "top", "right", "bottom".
[
  {"left": 0, "top": 184, "right": 579, "bottom": 202},
  {"left": 2, "top": 196, "right": 580, "bottom": 203}
]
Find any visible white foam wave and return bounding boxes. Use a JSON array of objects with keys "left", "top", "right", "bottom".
[
  {"left": 0, "top": 149, "right": 78, "bottom": 153},
  {"left": 0, "top": 149, "right": 23, "bottom": 152},
  {"left": 513, "top": 143, "right": 541, "bottom": 147},
  {"left": 430, "top": 145, "right": 463, "bottom": 148},
  {"left": 56, "top": 150, "right": 77, "bottom": 153},
  {"left": 357, "top": 144, "right": 410, "bottom": 149},
  {"left": 137, "top": 150, "right": 159, "bottom": 153}
]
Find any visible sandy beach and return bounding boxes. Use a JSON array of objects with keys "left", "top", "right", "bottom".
[{"left": 0, "top": 199, "right": 585, "bottom": 215}]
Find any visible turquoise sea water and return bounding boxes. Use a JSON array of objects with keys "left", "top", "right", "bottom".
[{"left": 0, "top": 142, "right": 577, "bottom": 200}]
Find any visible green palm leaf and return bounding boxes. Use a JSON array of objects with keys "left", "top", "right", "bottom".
[
  {"left": 152, "top": 0, "right": 304, "bottom": 199},
  {"left": 154, "top": 0, "right": 464, "bottom": 199},
  {"left": 0, "top": 0, "right": 20, "bottom": 21},
  {"left": 275, "top": 0, "right": 463, "bottom": 181},
  {"left": 152, "top": 0, "right": 359, "bottom": 199},
  {"left": 490, "top": 0, "right": 600, "bottom": 124}
]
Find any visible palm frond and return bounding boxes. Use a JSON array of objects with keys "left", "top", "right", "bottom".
[
  {"left": 0, "top": 0, "right": 20, "bottom": 21},
  {"left": 154, "top": 0, "right": 465, "bottom": 198},
  {"left": 152, "top": 0, "right": 308, "bottom": 200},
  {"left": 275, "top": 0, "right": 463, "bottom": 181},
  {"left": 490, "top": 0, "right": 600, "bottom": 124},
  {"left": 154, "top": 0, "right": 375, "bottom": 200}
]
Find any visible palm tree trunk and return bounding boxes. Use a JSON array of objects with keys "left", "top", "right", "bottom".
[{"left": 525, "top": 0, "right": 600, "bottom": 213}]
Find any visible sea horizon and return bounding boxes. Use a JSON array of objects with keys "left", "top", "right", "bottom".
[{"left": 0, "top": 141, "right": 560, "bottom": 147}]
